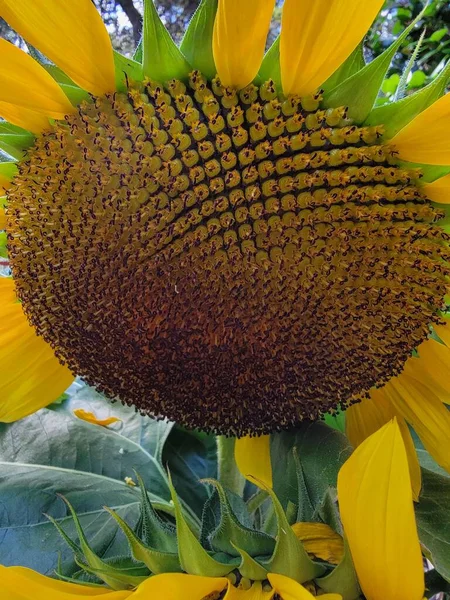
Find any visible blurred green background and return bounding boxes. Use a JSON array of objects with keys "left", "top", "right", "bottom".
[{"left": 1, "top": 0, "right": 449, "bottom": 102}]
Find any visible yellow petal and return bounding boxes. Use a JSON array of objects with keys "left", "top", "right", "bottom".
[
  {"left": 280, "top": 0, "right": 383, "bottom": 97},
  {"left": 390, "top": 92, "right": 450, "bottom": 164},
  {"left": 224, "top": 580, "right": 273, "bottom": 599},
  {"left": 346, "top": 391, "right": 421, "bottom": 501},
  {"left": 0, "top": 100, "right": 49, "bottom": 134},
  {"left": 406, "top": 338, "right": 450, "bottom": 400},
  {"left": 0, "top": 565, "right": 131, "bottom": 599},
  {"left": 235, "top": 435, "right": 273, "bottom": 488},
  {"left": 423, "top": 172, "right": 450, "bottom": 204},
  {"left": 0, "top": 174, "right": 11, "bottom": 196},
  {"left": 0, "top": 278, "right": 74, "bottom": 422},
  {"left": 74, "top": 408, "right": 121, "bottom": 427},
  {"left": 0, "top": 0, "right": 115, "bottom": 96},
  {"left": 0, "top": 39, "right": 73, "bottom": 120},
  {"left": 268, "top": 573, "right": 341, "bottom": 600},
  {"left": 384, "top": 374, "right": 450, "bottom": 473},
  {"left": 337, "top": 419, "right": 424, "bottom": 600},
  {"left": 0, "top": 207, "right": 5, "bottom": 230},
  {"left": 131, "top": 573, "right": 228, "bottom": 599},
  {"left": 292, "top": 522, "right": 344, "bottom": 565},
  {"left": 213, "top": 0, "right": 275, "bottom": 89}
]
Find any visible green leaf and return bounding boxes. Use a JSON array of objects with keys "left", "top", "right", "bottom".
[
  {"left": 322, "top": 43, "right": 366, "bottom": 94},
  {"left": 323, "top": 6, "right": 427, "bottom": 122},
  {"left": 317, "top": 537, "right": 361, "bottom": 600},
  {"left": 0, "top": 390, "right": 173, "bottom": 575},
  {"left": 114, "top": 51, "right": 144, "bottom": 92},
  {"left": 261, "top": 480, "right": 325, "bottom": 583},
  {"left": 416, "top": 468, "right": 450, "bottom": 582},
  {"left": 323, "top": 412, "right": 346, "bottom": 434},
  {"left": 203, "top": 479, "right": 275, "bottom": 557},
  {"left": 408, "top": 70, "right": 427, "bottom": 88},
  {"left": 256, "top": 37, "right": 281, "bottom": 91},
  {"left": 381, "top": 73, "right": 400, "bottom": 95},
  {"left": 0, "top": 162, "right": 18, "bottom": 180},
  {"left": 430, "top": 28, "right": 448, "bottom": 43},
  {"left": 167, "top": 473, "right": 235, "bottom": 576},
  {"left": 180, "top": 0, "right": 218, "bottom": 80},
  {"left": 142, "top": 0, "right": 191, "bottom": 82},
  {"left": 365, "top": 60, "right": 450, "bottom": 138},
  {"left": 104, "top": 506, "right": 181, "bottom": 574},
  {"left": 0, "top": 122, "right": 35, "bottom": 160}
]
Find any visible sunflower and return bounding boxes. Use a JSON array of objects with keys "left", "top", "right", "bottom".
[
  {"left": 0, "top": 420, "right": 427, "bottom": 600},
  {"left": 1, "top": 0, "right": 450, "bottom": 491}
]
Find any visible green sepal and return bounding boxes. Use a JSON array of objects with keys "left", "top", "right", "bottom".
[
  {"left": 180, "top": 0, "right": 218, "bottom": 80},
  {"left": 202, "top": 478, "right": 275, "bottom": 557},
  {"left": 168, "top": 472, "right": 234, "bottom": 576},
  {"left": 134, "top": 41, "right": 143, "bottom": 63},
  {"left": 104, "top": 506, "right": 181, "bottom": 574},
  {"left": 56, "top": 495, "right": 136, "bottom": 590},
  {"left": 134, "top": 472, "right": 177, "bottom": 552},
  {"left": 142, "top": 0, "right": 191, "bottom": 82},
  {"left": 321, "top": 42, "right": 365, "bottom": 94},
  {"left": 44, "top": 513, "right": 84, "bottom": 561},
  {"left": 323, "top": 6, "right": 427, "bottom": 122},
  {"left": 44, "top": 65, "right": 90, "bottom": 106},
  {"left": 317, "top": 537, "right": 361, "bottom": 600},
  {"left": 230, "top": 542, "right": 268, "bottom": 581},
  {"left": 114, "top": 51, "right": 144, "bottom": 92},
  {"left": 0, "top": 122, "right": 34, "bottom": 160},
  {"left": 0, "top": 162, "right": 18, "bottom": 180},
  {"left": 365, "top": 60, "right": 450, "bottom": 139},
  {"left": 256, "top": 37, "right": 281, "bottom": 91},
  {"left": 255, "top": 478, "right": 325, "bottom": 583},
  {"left": 74, "top": 556, "right": 149, "bottom": 589}
]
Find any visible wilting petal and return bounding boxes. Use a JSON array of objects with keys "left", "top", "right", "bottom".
[
  {"left": 384, "top": 373, "right": 450, "bottom": 473},
  {"left": 132, "top": 573, "right": 228, "bottom": 599},
  {"left": 338, "top": 420, "right": 424, "bottom": 600},
  {"left": 235, "top": 435, "right": 273, "bottom": 488},
  {"left": 423, "top": 173, "right": 450, "bottom": 204},
  {"left": 74, "top": 408, "right": 121, "bottom": 427},
  {"left": 268, "top": 573, "right": 341, "bottom": 599},
  {"left": 0, "top": 565, "right": 131, "bottom": 599},
  {"left": 291, "top": 522, "right": 344, "bottom": 565},
  {"left": 346, "top": 391, "right": 421, "bottom": 500},
  {"left": 213, "top": 0, "right": 275, "bottom": 89},
  {"left": 0, "top": 101, "right": 49, "bottom": 135},
  {"left": 280, "top": 0, "right": 383, "bottom": 96},
  {"left": 0, "top": 0, "right": 115, "bottom": 95},
  {"left": 390, "top": 92, "right": 450, "bottom": 164},
  {"left": 0, "top": 39, "right": 73, "bottom": 120},
  {"left": 0, "top": 278, "right": 73, "bottom": 422}
]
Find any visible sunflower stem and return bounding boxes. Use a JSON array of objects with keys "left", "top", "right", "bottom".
[{"left": 216, "top": 436, "right": 245, "bottom": 496}]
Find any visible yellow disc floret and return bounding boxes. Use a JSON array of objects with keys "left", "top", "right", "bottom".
[{"left": 6, "top": 72, "right": 449, "bottom": 436}]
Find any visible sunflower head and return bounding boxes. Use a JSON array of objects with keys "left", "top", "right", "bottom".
[{"left": 1, "top": 0, "right": 450, "bottom": 437}]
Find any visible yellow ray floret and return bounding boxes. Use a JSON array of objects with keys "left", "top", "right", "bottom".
[
  {"left": 423, "top": 172, "right": 450, "bottom": 204},
  {"left": 0, "top": 0, "right": 115, "bottom": 96},
  {"left": 213, "top": 0, "right": 275, "bottom": 89},
  {"left": 292, "top": 522, "right": 344, "bottom": 565},
  {"left": 280, "top": 0, "right": 384, "bottom": 97},
  {"left": 0, "top": 206, "right": 5, "bottom": 230},
  {"left": 234, "top": 434, "right": 273, "bottom": 488},
  {"left": 0, "top": 39, "right": 73, "bottom": 121},
  {"left": 0, "top": 565, "right": 131, "bottom": 599},
  {"left": 73, "top": 408, "right": 121, "bottom": 427},
  {"left": 0, "top": 99, "right": 50, "bottom": 134},
  {"left": 390, "top": 93, "right": 450, "bottom": 164},
  {"left": 0, "top": 174, "right": 11, "bottom": 196},
  {"left": 0, "top": 278, "right": 73, "bottom": 422},
  {"left": 345, "top": 390, "right": 421, "bottom": 500},
  {"left": 338, "top": 419, "right": 424, "bottom": 600}
]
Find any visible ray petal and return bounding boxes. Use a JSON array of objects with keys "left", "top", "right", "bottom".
[
  {"left": 213, "top": 0, "right": 275, "bottom": 89},
  {"left": 131, "top": 573, "right": 228, "bottom": 599},
  {"left": 390, "top": 92, "right": 450, "bottom": 164},
  {"left": 0, "top": 278, "right": 73, "bottom": 422},
  {"left": 423, "top": 172, "right": 450, "bottom": 204},
  {"left": 280, "top": 0, "right": 383, "bottom": 97},
  {"left": 0, "top": 101, "right": 49, "bottom": 134},
  {"left": 0, "top": 0, "right": 115, "bottom": 95},
  {"left": 338, "top": 420, "right": 424, "bottom": 600},
  {"left": 268, "top": 573, "right": 341, "bottom": 599},
  {"left": 235, "top": 434, "right": 273, "bottom": 488}
]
